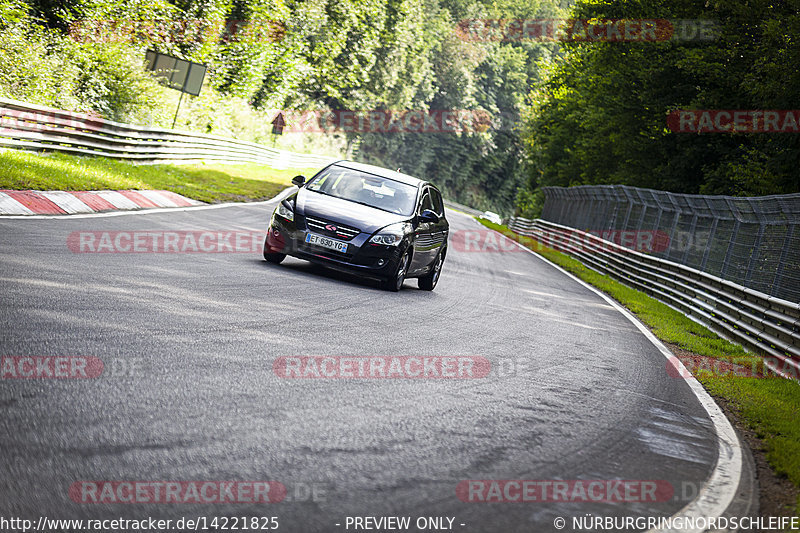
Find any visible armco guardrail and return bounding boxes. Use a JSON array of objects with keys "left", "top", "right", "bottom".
[
  {"left": 0, "top": 98, "right": 336, "bottom": 168},
  {"left": 507, "top": 216, "right": 800, "bottom": 380},
  {"left": 541, "top": 185, "right": 800, "bottom": 304},
  {"left": 444, "top": 199, "right": 484, "bottom": 217}
]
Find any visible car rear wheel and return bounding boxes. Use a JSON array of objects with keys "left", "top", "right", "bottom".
[
  {"left": 263, "top": 237, "right": 286, "bottom": 264},
  {"left": 418, "top": 248, "right": 445, "bottom": 291},
  {"left": 382, "top": 250, "right": 410, "bottom": 292}
]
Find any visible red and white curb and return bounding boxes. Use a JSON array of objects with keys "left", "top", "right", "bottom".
[{"left": 0, "top": 189, "right": 203, "bottom": 215}]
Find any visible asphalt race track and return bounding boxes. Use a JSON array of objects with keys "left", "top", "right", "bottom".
[{"left": 0, "top": 199, "right": 747, "bottom": 532}]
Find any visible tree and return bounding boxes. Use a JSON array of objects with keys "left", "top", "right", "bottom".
[{"left": 521, "top": 0, "right": 800, "bottom": 201}]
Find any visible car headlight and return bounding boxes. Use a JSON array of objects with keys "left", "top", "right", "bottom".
[
  {"left": 275, "top": 202, "right": 294, "bottom": 222},
  {"left": 369, "top": 222, "right": 411, "bottom": 246}
]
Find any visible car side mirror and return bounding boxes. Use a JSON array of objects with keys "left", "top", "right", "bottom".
[
  {"left": 292, "top": 175, "right": 306, "bottom": 187},
  {"left": 419, "top": 209, "right": 440, "bottom": 223}
]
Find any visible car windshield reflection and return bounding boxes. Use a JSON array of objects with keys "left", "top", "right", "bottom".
[{"left": 306, "top": 165, "right": 417, "bottom": 215}]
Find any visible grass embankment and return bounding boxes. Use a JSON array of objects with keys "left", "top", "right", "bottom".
[
  {"left": 478, "top": 219, "right": 800, "bottom": 515},
  {"left": 0, "top": 150, "right": 322, "bottom": 203}
]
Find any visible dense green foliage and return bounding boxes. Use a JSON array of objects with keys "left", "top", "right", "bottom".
[
  {"left": 0, "top": 0, "right": 172, "bottom": 123},
  {"left": 4, "top": 0, "right": 797, "bottom": 211},
  {"left": 352, "top": 0, "right": 562, "bottom": 213},
  {"left": 521, "top": 0, "right": 800, "bottom": 200},
  {"left": 0, "top": 0, "right": 568, "bottom": 213}
]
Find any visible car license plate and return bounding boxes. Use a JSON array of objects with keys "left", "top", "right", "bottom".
[{"left": 305, "top": 232, "right": 348, "bottom": 253}]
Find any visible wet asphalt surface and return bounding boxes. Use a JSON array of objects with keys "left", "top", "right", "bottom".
[{"left": 0, "top": 201, "right": 721, "bottom": 532}]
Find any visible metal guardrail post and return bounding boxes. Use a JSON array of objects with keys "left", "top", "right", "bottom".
[
  {"left": 600, "top": 187, "right": 614, "bottom": 232},
  {"left": 580, "top": 189, "right": 594, "bottom": 229},
  {"left": 634, "top": 189, "right": 648, "bottom": 231},
  {"left": 744, "top": 224, "right": 766, "bottom": 285},
  {"left": 721, "top": 219, "right": 740, "bottom": 279},
  {"left": 700, "top": 217, "right": 718, "bottom": 271},
  {"left": 558, "top": 190, "right": 569, "bottom": 224},
  {"left": 665, "top": 193, "right": 682, "bottom": 263},
  {"left": 651, "top": 191, "right": 665, "bottom": 251},
  {"left": 773, "top": 223, "right": 795, "bottom": 297},
  {"left": 744, "top": 198, "right": 767, "bottom": 285},
  {"left": 607, "top": 186, "right": 623, "bottom": 232},
  {"left": 699, "top": 196, "right": 718, "bottom": 272},
  {"left": 620, "top": 187, "right": 634, "bottom": 230},
  {"left": 680, "top": 213, "right": 699, "bottom": 265}
]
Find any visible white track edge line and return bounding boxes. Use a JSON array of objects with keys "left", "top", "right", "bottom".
[
  {"left": 0, "top": 187, "right": 297, "bottom": 219},
  {"left": 6, "top": 188, "right": 456, "bottom": 220},
  {"left": 483, "top": 223, "right": 743, "bottom": 533}
]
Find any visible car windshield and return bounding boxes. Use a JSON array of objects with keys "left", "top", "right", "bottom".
[{"left": 306, "top": 166, "right": 418, "bottom": 215}]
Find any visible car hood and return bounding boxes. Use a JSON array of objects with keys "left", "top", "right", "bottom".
[{"left": 294, "top": 189, "right": 409, "bottom": 233}]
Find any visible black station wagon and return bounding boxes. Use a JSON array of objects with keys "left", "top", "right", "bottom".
[{"left": 264, "top": 160, "right": 449, "bottom": 291}]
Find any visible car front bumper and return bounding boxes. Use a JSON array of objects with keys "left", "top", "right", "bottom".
[{"left": 266, "top": 218, "right": 405, "bottom": 281}]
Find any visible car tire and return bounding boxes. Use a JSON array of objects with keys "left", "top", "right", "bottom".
[
  {"left": 382, "top": 250, "right": 411, "bottom": 292},
  {"left": 263, "top": 237, "right": 286, "bottom": 264},
  {"left": 418, "top": 248, "right": 445, "bottom": 291}
]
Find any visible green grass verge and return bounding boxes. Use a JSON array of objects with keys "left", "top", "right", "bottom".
[
  {"left": 0, "top": 150, "right": 323, "bottom": 203},
  {"left": 478, "top": 219, "right": 800, "bottom": 514},
  {"left": 702, "top": 378, "right": 800, "bottom": 484}
]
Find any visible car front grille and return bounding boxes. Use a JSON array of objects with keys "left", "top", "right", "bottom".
[{"left": 305, "top": 216, "right": 361, "bottom": 241}]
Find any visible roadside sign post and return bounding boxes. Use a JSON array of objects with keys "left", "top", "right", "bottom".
[
  {"left": 173, "top": 92, "right": 184, "bottom": 129},
  {"left": 272, "top": 112, "right": 286, "bottom": 135},
  {"left": 144, "top": 50, "right": 207, "bottom": 130}
]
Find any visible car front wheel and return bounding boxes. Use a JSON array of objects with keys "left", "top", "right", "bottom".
[
  {"left": 382, "top": 250, "right": 411, "bottom": 292},
  {"left": 263, "top": 237, "right": 286, "bottom": 264},
  {"left": 418, "top": 248, "right": 445, "bottom": 291}
]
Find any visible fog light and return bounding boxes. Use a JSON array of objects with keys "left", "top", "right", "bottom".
[{"left": 377, "top": 259, "right": 386, "bottom": 266}]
